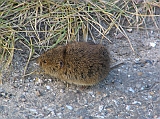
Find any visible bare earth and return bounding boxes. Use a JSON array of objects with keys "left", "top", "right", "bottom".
[{"left": 0, "top": 27, "right": 160, "bottom": 119}]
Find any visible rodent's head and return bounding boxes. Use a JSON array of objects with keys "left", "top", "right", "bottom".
[{"left": 37, "top": 46, "right": 66, "bottom": 73}]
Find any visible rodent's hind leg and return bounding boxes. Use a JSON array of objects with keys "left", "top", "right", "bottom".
[
  {"left": 78, "top": 85, "right": 91, "bottom": 90},
  {"left": 62, "top": 81, "right": 91, "bottom": 90},
  {"left": 62, "top": 81, "right": 71, "bottom": 88}
]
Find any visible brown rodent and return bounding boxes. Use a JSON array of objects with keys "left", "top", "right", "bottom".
[{"left": 37, "top": 42, "right": 110, "bottom": 86}]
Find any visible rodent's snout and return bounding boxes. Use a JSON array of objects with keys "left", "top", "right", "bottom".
[{"left": 37, "top": 54, "right": 48, "bottom": 67}]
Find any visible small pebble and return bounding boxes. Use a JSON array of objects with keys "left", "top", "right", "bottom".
[
  {"left": 57, "top": 112, "right": 62, "bottom": 118},
  {"left": 66, "top": 105, "right": 73, "bottom": 110},
  {"left": 148, "top": 95, "right": 152, "bottom": 99},
  {"left": 136, "top": 83, "right": 142, "bottom": 89},
  {"left": 145, "top": 84, "right": 151, "bottom": 89},
  {"left": 96, "top": 91, "right": 101, "bottom": 95},
  {"left": 150, "top": 42, "right": 156, "bottom": 47},
  {"left": 46, "top": 86, "right": 51, "bottom": 90},
  {"left": 5, "top": 93, "right": 12, "bottom": 98},
  {"left": 48, "top": 79, "right": 52, "bottom": 82},
  {"left": 79, "top": 116, "right": 83, "bottom": 119},
  {"left": 149, "top": 91, "right": 154, "bottom": 95},
  {"left": 113, "top": 100, "right": 118, "bottom": 106},
  {"left": 29, "top": 109, "right": 38, "bottom": 114},
  {"left": 137, "top": 72, "right": 143, "bottom": 76},
  {"left": 20, "top": 95, "right": 26, "bottom": 102},
  {"left": 23, "top": 87, "right": 28, "bottom": 92},
  {"left": 132, "top": 101, "right": 141, "bottom": 105},
  {"left": 126, "top": 105, "right": 130, "bottom": 111},
  {"left": 60, "top": 89, "right": 64, "bottom": 93},
  {"left": 99, "top": 105, "right": 104, "bottom": 112},
  {"left": 135, "top": 58, "right": 140, "bottom": 63},
  {"left": 103, "top": 93, "right": 108, "bottom": 98},
  {"left": 128, "top": 87, "right": 135, "bottom": 93},
  {"left": 88, "top": 91, "right": 95, "bottom": 97},
  {"left": 145, "top": 60, "right": 153, "bottom": 65},
  {"left": 35, "top": 90, "right": 41, "bottom": 96},
  {"left": 45, "top": 107, "right": 53, "bottom": 111},
  {"left": 95, "top": 115, "right": 104, "bottom": 118},
  {"left": 140, "top": 87, "right": 144, "bottom": 90},
  {"left": 126, "top": 28, "right": 132, "bottom": 32},
  {"left": 0, "top": 92, "right": 4, "bottom": 97}
]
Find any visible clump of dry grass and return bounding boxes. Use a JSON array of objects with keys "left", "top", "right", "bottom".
[{"left": 0, "top": 0, "right": 159, "bottom": 81}]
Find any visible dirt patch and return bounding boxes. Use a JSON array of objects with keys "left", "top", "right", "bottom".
[{"left": 0, "top": 28, "right": 160, "bottom": 119}]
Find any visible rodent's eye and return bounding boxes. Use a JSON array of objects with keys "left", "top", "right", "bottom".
[
  {"left": 59, "top": 61, "right": 63, "bottom": 68},
  {"left": 43, "top": 60, "right": 47, "bottom": 64}
]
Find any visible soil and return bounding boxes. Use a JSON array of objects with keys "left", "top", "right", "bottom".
[{"left": 0, "top": 26, "right": 160, "bottom": 118}]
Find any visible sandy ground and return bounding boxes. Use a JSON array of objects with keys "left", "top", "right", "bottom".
[{"left": 0, "top": 26, "right": 160, "bottom": 119}]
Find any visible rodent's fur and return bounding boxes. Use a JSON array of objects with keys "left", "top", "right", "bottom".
[{"left": 37, "top": 42, "right": 110, "bottom": 86}]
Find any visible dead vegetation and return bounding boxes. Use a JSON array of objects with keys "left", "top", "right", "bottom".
[{"left": 0, "top": 0, "right": 159, "bottom": 81}]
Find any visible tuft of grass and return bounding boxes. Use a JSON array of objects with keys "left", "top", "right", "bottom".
[{"left": 0, "top": 0, "right": 159, "bottom": 83}]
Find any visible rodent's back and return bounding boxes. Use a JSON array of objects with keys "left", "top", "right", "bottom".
[{"left": 37, "top": 42, "right": 110, "bottom": 86}]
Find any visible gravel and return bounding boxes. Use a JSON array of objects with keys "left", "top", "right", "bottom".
[{"left": 0, "top": 28, "right": 160, "bottom": 119}]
